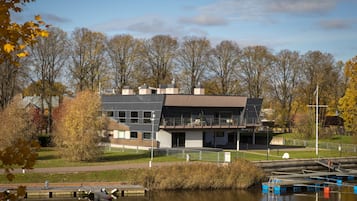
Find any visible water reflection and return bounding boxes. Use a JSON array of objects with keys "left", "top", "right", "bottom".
[
  {"left": 27, "top": 187, "right": 357, "bottom": 201},
  {"left": 117, "top": 187, "right": 357, "bottom": 201},
  {"left": 149, "top": 189, "right": 263, "bottom": 201}
]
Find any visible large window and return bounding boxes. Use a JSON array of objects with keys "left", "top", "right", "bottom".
[
  {"left": 130, "top": 111, "right": 138, "bottom": 123},
  {"left": 143, "top": 111, "right": 152, "bottom": 123}
]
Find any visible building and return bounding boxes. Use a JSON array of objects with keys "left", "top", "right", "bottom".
[{"left": 101, "top": 86, "right": 263, "bottom": 150}]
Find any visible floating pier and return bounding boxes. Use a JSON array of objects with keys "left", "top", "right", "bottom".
[
  {"left": 262, "top": 160, "right": 357, "bottom": 195},
  {"left": 262, "top": 170, "right": 357, "bottom": 194}
]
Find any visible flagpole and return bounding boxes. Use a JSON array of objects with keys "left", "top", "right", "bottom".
[{"left": 315, "top": 85, "right": 319, "bottom": 157}]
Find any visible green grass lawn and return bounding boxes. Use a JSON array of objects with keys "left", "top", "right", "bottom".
[
  {"left": 275, "top": 133, "right": 356, "bottom": 144},
  {"left": 2, "top": 145, "right": 357, "bottom": 184},
  {"left": 0, "top": 169, "right": 140, "bottom": 184},
  {"left": 35, "top": 147, "right": 184, "bottom": 168}
]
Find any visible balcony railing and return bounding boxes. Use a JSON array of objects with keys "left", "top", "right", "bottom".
[{"left": 160, "top": 117, "right": 259, "bottom": 128}]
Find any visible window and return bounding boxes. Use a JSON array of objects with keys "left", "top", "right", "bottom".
[
  {"left": 215, "top": 131, "right": 224, "bottom": 137},
  {"left": 144, "top": 111, "right": 152, "bottom": 123},
  {"left": 130, "top": 132, "right": 138, "bottom": 139},
  {"left": 106, "top": 111, "right": 114, "bottom": 117},
  {"left": 119, "top": 111, "right": 125, "bottom": 117},
  {"left": 131, "top": 111, "right": 138, "bottom": 117},
  {"left": 130, "top": 111, "right": 138, "bottom": 123},
  {"left": 119, "top": 111, "right": 126, "bottom": 123},
  {"left": 143, "top": 132, "right": 151, "bottom": 140}
]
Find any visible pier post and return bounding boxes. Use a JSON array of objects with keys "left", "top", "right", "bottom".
[
  {"left": 337, "top": 180, "right": 342, "bottom": 186},
  {"left": 262, "top": 184, "right": 268, "bottom": 193},
  {"left": 273, "top": 186, "right": 280, "bottom": 194},
  {"left": 323, "top": 187, "right": 330, "bottom": 194}
]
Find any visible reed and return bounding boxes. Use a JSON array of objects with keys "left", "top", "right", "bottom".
[{"left": 137, "top": 159, "right": 265, "bottom": 190}]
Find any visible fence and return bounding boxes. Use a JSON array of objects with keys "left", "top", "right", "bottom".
[{"left": 283, "top": 138, "right": 357, "bottom": 153}]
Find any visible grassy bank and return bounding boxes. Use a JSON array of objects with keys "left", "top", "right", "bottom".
[{"left": 1, "top": 160, "right": 264, "bottom": 190}]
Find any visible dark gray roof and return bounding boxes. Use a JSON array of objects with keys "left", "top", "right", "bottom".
[{"left": 245, "top": 98, "right": 263, "bottom": 122}]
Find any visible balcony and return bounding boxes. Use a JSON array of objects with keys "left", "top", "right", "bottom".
[{"left": 160, "top": 117, "right": 254, "bottom": 129}]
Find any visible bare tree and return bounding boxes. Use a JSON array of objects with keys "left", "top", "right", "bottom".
[
  {"left": 140, "top": 35, "right": 178, "bottom": 87},
  {"left": 107, "top": 34, "right": 140, "bottom": 92},
  {"left": 300, "top": 51, "right": 340, "bottom": 106},
  {"left": 70, "top": 28, "right": 108, "bottom": 92},
  {"left": 0, "top": 59, "right": 23, "bottom": 109},
  {"left": 238, "top": 45, "right": 275, "bottom": 98},
  {"left": 29, "top": 27, "right": 69, "bottom": 133},
  {"left": 208, "top": 40, "right": 241, "bottom": 95},
  {"left": 270, "top": 50, "right": 302, "bottom": 131},
  {"left": 176, "top": 37, "right": 210, "bottom": 94}
]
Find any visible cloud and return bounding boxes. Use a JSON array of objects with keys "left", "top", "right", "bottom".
[
  {"left": 267, "top": 0, "right": 338, "bottom": 14},
  {"left": 93, "top": 17, "right": 187, "bottom": 37},
  {"left": 127, "top": 18, "right": 178, "bottom": 34},
  {"left": 41, "top": 13, "right": 71, "bottom": 23},
  {"left": 179, "top": 15, "right": 228, "bottom": 26},
  {"left": 319, "top": 19, "right": 353, "bottom": 30},
  {"left": 190, "top": 0, "right": 341, "bottom": 24}
]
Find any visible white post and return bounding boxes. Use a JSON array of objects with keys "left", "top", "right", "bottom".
[
  {"left": 315, "top": 85, "right": 319, "bottom": 157},
  {"left": 237, "top": 130, "right": 240, "bottom": 151}
]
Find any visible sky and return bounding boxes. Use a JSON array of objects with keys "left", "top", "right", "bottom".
[{"left": 15, "top": 0, "right": 357, "bottom": 62}]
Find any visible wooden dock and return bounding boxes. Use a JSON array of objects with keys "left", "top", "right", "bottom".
[{"left": 0, "top": 183, "right": 147, "bottom": 200}]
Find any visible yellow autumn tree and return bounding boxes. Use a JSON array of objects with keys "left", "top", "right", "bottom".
[
  {"left": 1, "top": 0, "right": 48, "bottom": 110},
  {"left": 338, "top": 56, "right": 357, "bottom": 136},
  {"left": 0, "top": 95, "right": 40, "bottom": 200},
  {"left": 53, "top": 91, "right": 105, "bottom": 161},
  {"left": 1, "top": 0, "right": 48, "bottom": 65}
]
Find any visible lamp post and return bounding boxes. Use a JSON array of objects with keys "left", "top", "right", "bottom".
[
  {"left": 150, "top": 111, "right": 155, "bottom": 168},
  {"left": 266, "top": 126, "right": 269, "bottom": 160}
]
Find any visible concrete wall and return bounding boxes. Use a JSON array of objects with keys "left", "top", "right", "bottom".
[
  {"left": 185, "top": 131, "right": 203, "bottom": 147},
  {"left": 157, "top": 130, "right": 172, "bottom": 148}
]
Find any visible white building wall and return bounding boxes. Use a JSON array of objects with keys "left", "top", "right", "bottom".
[
  {"left": 124, "top": 131, "right": 130, "bottom": 139},
  {"left": 113, "top": 130, "right": 119, "bottom": 138},
  {"left": 185, "top": 131, "right": 203, "bottom": 148},
  {"left": 157, "top": 130, "right": 172, "bottom": 148}
]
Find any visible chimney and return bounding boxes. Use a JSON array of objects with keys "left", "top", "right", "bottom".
[
  {"left": 122, "top": 86, "right": 134, "bottom": 95},
  {"left": 139, "top": 84, "right": 151, "bottom": 95},
  {"left": 165, "top": 78, "right": 179, "bottom": 94},
  {"left": 194, "top": 83, "right": 205, "bottom": 95},
  {"left": 166, "top": 84, "right": 179, "bottom": 94},
  {"left": 157, "top": 84, "right": 166, "bottom": 94}
]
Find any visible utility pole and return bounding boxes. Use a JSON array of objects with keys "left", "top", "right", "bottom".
[
  {"left": 307, "top": 85, "right": 327, "bottom": 157},
  {"left": 149, "top": 111, "right": 155, "bottom": 168}
]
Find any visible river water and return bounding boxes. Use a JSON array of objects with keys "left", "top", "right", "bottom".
[
  {"left": 121, "top": 187, "right": 357, "bottom": 201},
  {"left": 26, "top": 186, "right": 357, "bottom": 201}
]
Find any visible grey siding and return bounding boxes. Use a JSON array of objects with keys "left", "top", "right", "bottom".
[{"left": 101, "top": 95, "right": 165, "bottom": 134}]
